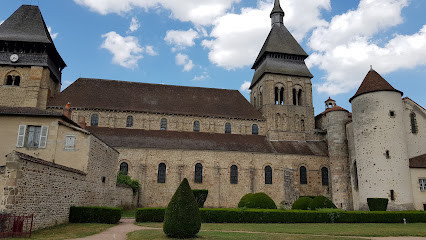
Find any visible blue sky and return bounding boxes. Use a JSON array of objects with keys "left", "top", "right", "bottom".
[{"left": 1, "top": 0, "right": 425, "bottom": 114}]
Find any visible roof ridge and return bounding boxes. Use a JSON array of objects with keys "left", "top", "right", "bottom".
[{"left": 76, "top": 77, "right": 240, "bottom": 92}]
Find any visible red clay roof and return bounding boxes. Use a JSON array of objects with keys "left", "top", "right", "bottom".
[
  {"left": 48, "top": 78, "right": 264, "bottom": 121},
  {"left": 409, "top": 154, "right": 426, "bottom": 168},
  {"left": 349, "top": 70, "right": 403, "bottom": 102},
  {"left": 86, "top": 127, "right": 328, "bottom": 156}
]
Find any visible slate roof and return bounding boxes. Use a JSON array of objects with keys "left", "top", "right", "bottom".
[
  {"left": 252, "top": 25, "right": 308, "bottom": 69},
  {"left": 409, "top": 154, "right": 426, "bottom": 168},
  {"left": 349, "top": 69, "right": 403, "bottom": 102},
  {"left": 0, "top": 5, "right": 53, "bottom": 43},
  {"left": 86, "top": 127, "right": 328, "bottom": 156},
  {"left": 47, "top": 78, "right": 265, "bottom": 121},
  {"left": 271, "top": 0, "right": 284, "bottom": 16}
]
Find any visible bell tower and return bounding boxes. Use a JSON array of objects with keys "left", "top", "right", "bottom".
[
  {"left": 0, "top": 5, "right": 66, "bottom": 109},
  {"left": 250, "top": 0, "right": 315, "bottom": 141}
]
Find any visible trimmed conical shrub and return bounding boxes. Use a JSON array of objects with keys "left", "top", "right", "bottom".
[
  {"left": 292, "top": 197, "right": 314, "bottom": 210},
  {"left": 163, "top": 178, "right": 201, "bottom": 238}
]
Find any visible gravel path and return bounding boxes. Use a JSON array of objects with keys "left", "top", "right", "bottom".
[{"left": 69, "top": 218, "right": 155, "bottom": 240}]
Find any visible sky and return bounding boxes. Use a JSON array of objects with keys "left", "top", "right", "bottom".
[{"left": 0, "top": 0, "right": 425, "bottom": 114}]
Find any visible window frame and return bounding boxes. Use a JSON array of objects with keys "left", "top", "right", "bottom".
[
  {"left": 300, "top": 166, "right": 307, "bottom": 185},
  {"left": 126, "top": 116, "right": 134, "bottom": 128},
  {"left": 230, "top": 165, "right": 238, "bottom": 184},
  {"left": 225, "top": 122, "right": 231, "bottom": 134},
  {"left": 321, "top": 167, "right": 329, "bottom": 186},
  {"left": 157, "top": 163, "right": 166, "bottom": 183},
  {"left": 195, "top": 163, "right": 203, "bottom": 183},
  {"left": 420, "top": 179, "right": 426, "bottom": 192},
  {"left": 91, "top": 114, "right": 99, "bottom": 127},
  {"left": 193, "top": 120, "right": 200, "bottom": 132},
  {"left": 160, "top": 118, "right": 167, "bottom": 130},
  {"left": 265, "top": 165, "right": 272, "bottom": 184},
  {"left": 252, "top": 124, "right": 259, "bottom": 135},
  {"left": 119, "top": 162, "right": 129, "bottom": 175},
  {"left": 64, "top": 135, "right": 76, "bottom": 150},
  {"left": 411, "top": 112, "right": 417, "bottom": 134}
]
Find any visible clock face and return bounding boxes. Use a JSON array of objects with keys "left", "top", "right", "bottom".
[{"left": 10, "top": 54, "right": 19, "bottom": 63}]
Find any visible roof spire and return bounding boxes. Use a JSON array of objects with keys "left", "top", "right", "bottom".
[
  {"left": 370, "top": 65, "right": 373, "bottom": 71},
  {"left": 270, "top": 0, "right": 284, "bottom": 27}
]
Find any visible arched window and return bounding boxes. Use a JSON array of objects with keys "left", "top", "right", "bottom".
[
  {"left": 91, "top": 114, "right": 99, "bottom": 126},
  {"left": 353, "top": 161, "right": 359, "bottom": 190},
  {"left": 195, "top": 163, "right": 203, "bottom": 183},
  {"left": 126, "top": 116, "right": 133, "bottom": 128},
  {"left": 298, "top": 89, "right": 303, "bottom": 105},
  {"left": 5, "top": 75, "right": 20, "bottom": 86},
  {"left": 321, "top": 167, "right": 329, "bottom": 186},
  {"left": 265, "top": 165, "right": 272, "bottom": 184},
  {"left": 280, "top": 87, "right": 284, "bottom": 105},
  {"left": 157, "top": 163, "right": 166, "bottom": 183},
  {"left": 230, "top": 165, "right": 238, "bottom": 184},
  {"left": 275, "top": 87, "right": 279, "bottom": 104},
  {"left": 225, "top": 122, "right": 231, "bottom": 134},
  {"left": 300, "top": 166, "right": 307, "bottom": 184},
  {"left": 411, "top": 113, "right": 417, "bottom": 134},
  {"left": 160, "top": 118, "right": 167, "bottom": 130},
  {"left": 193, "top": 121, "right": 200, "bottom": 132},
  {"left": 301, "top": 119, "right": 305, "bottom": 132},
  {"left": 293, "top": 89, "right": 297, "bottom": 105},
  {"left": 252, "top": 124, "right": 259, "bottom": 135},
  {"left": 119, "top": 162, "right": 128, "bottom": 175}
]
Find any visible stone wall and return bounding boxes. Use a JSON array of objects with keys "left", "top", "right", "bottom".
[
  {"left": 115, "top": 185, "right": 138, "bottom": 208},
  {"left": 0, "top": 148, "right": 128, "bottom": 230},
  {"left": 118, "top": 147, "right": 330, "bottom": 208},
  {"left": 47, "top": 108, "right": 267, "bottom": 136}
]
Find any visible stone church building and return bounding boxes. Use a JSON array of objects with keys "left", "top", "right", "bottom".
[{"left": 0, "top": 0, "right": 425, "bottom": 213}]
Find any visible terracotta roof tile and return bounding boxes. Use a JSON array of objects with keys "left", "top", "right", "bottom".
[
  {"left": 409, "top": 154, "right": 426, "bottom": 168},
  {"left": 86, "top": 127, "right": 328, "bottom": 156},
  {"left": 316, "top": 106, "right": 349, "bottom": 117},
  {"left": 48, "top": 78, "right": 264, "bottom": 121},
  {"left": 350, "top": 70, "right": 403, "bottom": 102}
]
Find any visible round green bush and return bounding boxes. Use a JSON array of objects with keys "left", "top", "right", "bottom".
[
  {"left": 238, "top": 192, "right": 277, "bottom": 209},
  {"left": 291, "top": 197, "right": 314, "bottom": 210},
  {"left": 163, "top": 178, "right": 201, "bottom": 238},
  {"left": 308, "top": 196, "right": 337, "bottom": 210}
]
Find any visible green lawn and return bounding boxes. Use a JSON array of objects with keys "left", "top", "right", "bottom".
[
  {"left": 137, "top": 222, "right": 426, "bottom": 237},
  {"left": 16, "top": 223, "right": 115, "bottom": 240},
  {"left": 122, "top": 208, "right": 137, "bottom": 218},
  {"left": 128, "top": 229, "right": 363, "bottom": 240}
]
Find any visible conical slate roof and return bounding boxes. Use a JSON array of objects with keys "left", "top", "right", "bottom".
[
  {"left": 252, "top": 24, "right": 308, "bottom": 69},
  {"left": 349, "top": 69, "right": 403, "bottom": 102},
  {"left": 0, "top": 5, "right": 53, "bottom": 43}
]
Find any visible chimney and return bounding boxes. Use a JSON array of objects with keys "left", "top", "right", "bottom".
[
  {"left": 63, "top": 102, "right": 72, "bottom": 119},
  {"left": 79, "top": 116, "right": 87, "bottom": 129}
]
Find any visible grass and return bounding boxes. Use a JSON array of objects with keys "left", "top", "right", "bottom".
[
  {"left": 127, "top": 229, "right": 363, "bottom": 240},
  {"left": 137, "top": 222, "right": 426, "bottom": 237},
  {"left": 122, "top": 208, "right": 137, "bottom": 218},
  {"left": 16, "top": 223, "right": 115, "bottom": 240}
]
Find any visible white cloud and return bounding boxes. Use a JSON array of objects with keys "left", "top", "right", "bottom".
[
  {"left": 306, "top": 0, "right": 426, "bottom": 95},
  {"left": 145, "top": 45, "right": 158, "bottom": 56},
  {"left": 309, "top": 25, "right": 426, "bottom": 95},
  {"left": 47, "top": 26, "right": 58, "bottom": 40},
  {"left": 202, "top": 0, "right": 330, "bottom": 70},
  {"left": 175, "top": 53, "right": 194, "bottom": 72},
  {"left": 192, "top": 72, "right": 209, "bottom": 81},
  {"left": 101, "top": 31, "right": 143, "bottom": 69},
  {"left": 239, "top": 81, "right": 251, "bottom": 93},
  {"left": 165, "top": 29, "right": 199, "bottom": 51},
  {"left": 74, "top": 0, "right": 240, "bottom": 25},
  {"left": 128, "top": 17, "right": 140, "bottom": 33}
]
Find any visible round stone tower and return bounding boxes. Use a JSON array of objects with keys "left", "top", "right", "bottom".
[
  {"left": 349, "top": 69, "right": 414, "bottom": 210},
  {"left": 323, "top": 99, "right": 353, "bottom": 210}
]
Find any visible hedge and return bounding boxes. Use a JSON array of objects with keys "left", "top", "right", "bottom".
[
  {"left": 367, "top": 198, "right": 389, "bottom": 211},
  {"left": 69, "top": 206, "right": 122, "bottom": 224},
  {"left": 136, "top": 208, "right": 426, "bottom": 223}
]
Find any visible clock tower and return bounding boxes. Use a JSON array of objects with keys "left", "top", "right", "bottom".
[{"left": 0, "top": 5, "right": 66, "bottom": 109}]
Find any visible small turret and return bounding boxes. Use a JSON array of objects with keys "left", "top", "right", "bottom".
[{"left": 270, "top": 0, "right": 284, "bottom": 27}]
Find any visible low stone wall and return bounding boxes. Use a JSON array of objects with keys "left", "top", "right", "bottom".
[
  {"left": 0, "top": 151, "right": 133, "bottom": 230},
  {"left": 115, "top": 184, "right": 138, "bottom": 208}
]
